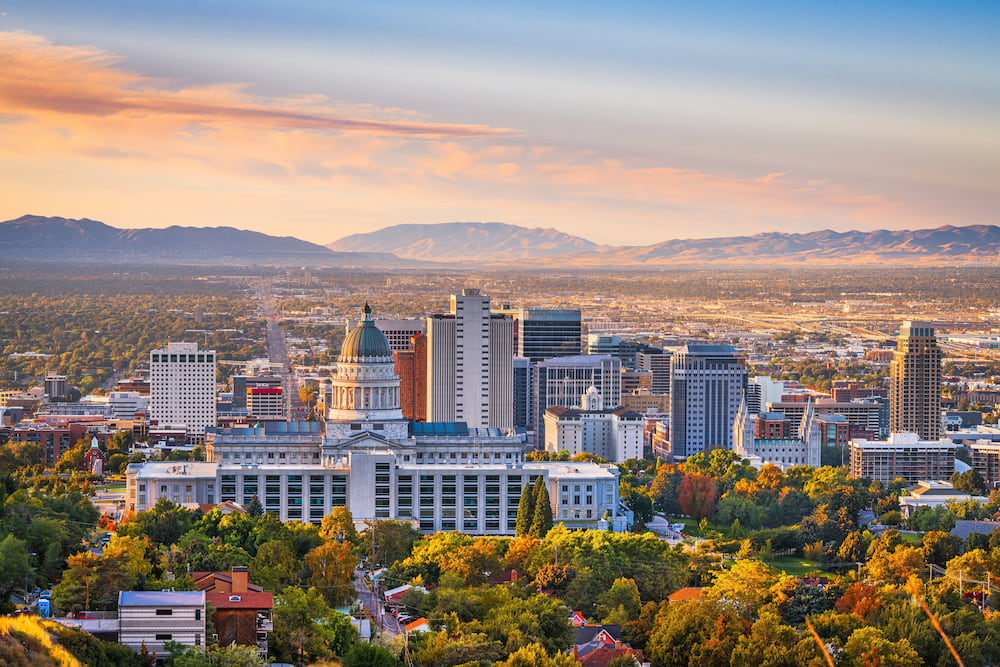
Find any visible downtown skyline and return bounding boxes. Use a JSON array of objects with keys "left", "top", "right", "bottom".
[{"left": 1, "top": 0, "right": 997, "bottom": 246}]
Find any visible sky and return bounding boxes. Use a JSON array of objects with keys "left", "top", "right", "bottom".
[{"left": 1, "top": 1, "right": 998, "bottom": 246}]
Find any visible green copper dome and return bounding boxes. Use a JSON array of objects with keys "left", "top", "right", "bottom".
[{"left": 339, "top": 302, "right": 392, "bottom": 362}]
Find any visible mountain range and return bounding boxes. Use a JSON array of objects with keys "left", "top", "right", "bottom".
[
  {"left": 0, "top": 215, "right": 421, "bottom": 267},
  {"left": 4, "top": 215, "right": 1000, "bottom": 267},
  {"left": 329, "top": 222, "right": 599, "bottom": 262}
]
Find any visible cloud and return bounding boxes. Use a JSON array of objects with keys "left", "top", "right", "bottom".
[
  {"left": 0, "top": 30, "right": 962, "bottom": 244},
  {"left": 0, "top": 31, "right": 512, "bottom": 138}
]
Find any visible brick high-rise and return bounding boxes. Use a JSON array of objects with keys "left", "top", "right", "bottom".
[{"left": 889, "top": 321, "right": 943, "bottom": 440}]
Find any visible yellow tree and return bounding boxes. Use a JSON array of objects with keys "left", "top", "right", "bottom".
[{"left": 306, "top": 541, "right": 357, "bottom": 607}]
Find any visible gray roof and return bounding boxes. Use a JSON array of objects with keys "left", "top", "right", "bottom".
[
  {"left": 683, "top": 344, "right": 737, "bottom": 355},
  {"left": 950, "top": 520, "right": 1000, "bottom": 540},
  {"left": 119, "top": 590, "right": 205, "bottom": 607}
]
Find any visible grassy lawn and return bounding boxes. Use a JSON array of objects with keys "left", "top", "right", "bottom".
[
  {"left": 95, "top": 484, "right": 126, "bottom": 492},
  {"left": 899, "top": 532, "right": 921, "bottom": 544},
  {"left": 763, "top": 556, "right": 837, "bottom": 577}
]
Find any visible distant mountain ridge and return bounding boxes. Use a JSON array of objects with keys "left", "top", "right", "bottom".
[
  {"left": 329, "top": 222, "right": 599, "bottom": 261},
  {"left": 331, "top": 222, "right": 1000, "bottom": 266},
  {"left": 0, "top": 215, "right": 424, "bottom": 266},
  {"left": 6, "top": 216, "right": 1000, "bottom": 267}
]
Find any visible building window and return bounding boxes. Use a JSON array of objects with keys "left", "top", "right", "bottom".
[
  {"left": 155, "top": 609, "right": 173, "bottom": 616},
  {"left": 156, "top": 634, "right": 172, "bottom": 641}
]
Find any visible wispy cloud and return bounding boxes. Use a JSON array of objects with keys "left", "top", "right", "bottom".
[
  {"left": 0, "top": 30, "right": 957, "bottom": 244},
  {"left": 0, "top": 31, "right": 512, "bottom": 138}
]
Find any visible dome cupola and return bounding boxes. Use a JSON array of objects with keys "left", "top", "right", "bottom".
[{"left": 339, "top": 302, "right": 392, "bottom": 363}]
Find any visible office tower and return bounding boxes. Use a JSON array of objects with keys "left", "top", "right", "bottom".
[
  {"left": 497, "top": 308, "right": 582, "bottom": 362},
  {"left": 150, "top": 342, "right": 217, "bottom": 442},
  {"left": 534, "top": 355, "right": 622, "bottom": 442},
  {"left": 348, "top": 318, "right": 424, "bottom": 353},
  {"left": 489, "top": 314, "right": 515, "bottom": 428},
  {"left": 395, "top": 333, "right": 427, "bottom": 422},
  {"left": 232, "top": 376, "right": 283, "bottom": 409},
  {"left": 544, "top": 387, "right": 643, "bottom": 462},
  {"left": 587, "top": 334, "right": 621, "bottom": 357},
  {"left": 44, "top": 371, "right": 69, "bottom": 401},
  {"left": 849, "top": 432, "right": 955, "bottom": 485},
  {"left": 513, "top": 357, "right": 532, "bottom": 428},
  {"left": 668, "top": 344, "right": 747, "bottom": 459},
  {"left": 425, "top": 289, "right": 514, "bottom": 429},
  {"left": 745, "top": 376, "right": 785, "bottom": 414},
  {"left": 636, "top": 349, "right": 672, "bottom": 395},
  {"left": 890, "top": 321, "right": 943, "bottom": 440}
]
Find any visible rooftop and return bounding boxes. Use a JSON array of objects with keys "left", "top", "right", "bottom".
[{"left": 119, "top": 590, "right": 205, "bottom": 607}]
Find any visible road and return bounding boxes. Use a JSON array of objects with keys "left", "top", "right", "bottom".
[
  {"left": 256, "top": 282, "right": 306, "bottom": 419},
  {"left": 354, "top": 568, "right": 399, "bottom": 638}
]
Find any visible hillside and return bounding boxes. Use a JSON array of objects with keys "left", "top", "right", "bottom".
[
  {"left": 0, "top": 216, "right": 420, "bottom": 267},
  {"left": 329, "top": 222, "right": 599, "bottom": 262}
]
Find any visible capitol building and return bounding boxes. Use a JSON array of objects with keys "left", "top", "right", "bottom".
[{"left": 126, "top": 305, "right": 628, "bottom": 534}]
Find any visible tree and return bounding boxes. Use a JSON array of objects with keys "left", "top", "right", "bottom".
[
  {"left": 481, "top": 594, "right": 573, "bottom": 655},
  {"left": 650, "top": 465, "right": 684, "bottom": 514},
  {"left": 361, "top": 520, "right": 421, "bottom": 567},
  {"left": 729, "top": 612, "right": 799, "bottom": 667},
  {"left": 835, "top": 582, "right": 883, "bottom": 620},
  {"left": 921, "top": 531, "right": 963, "bottom": 566},
  {"left": 306, "top": 541, "right": 357, "bottom": 606},
  {"left": 951, "top": 469, "right": 987, "bottom": 495},
  {"left": 164, "top": 641, "right": 264, "bottom": 666},
  {"left": 342, "top": 643, "right": 401, "bottom": 667},
  {"left": 53, "top": 550, "right": 134, "bottom": 612},
  {"left": 245, "top": 495, "right": 264, "bottom": 518},
  {"left": 529, "top": 478, "right": 553, "bottom": 538},
  {"left": 271, "top": 586, "right": 357, "bottom": 665},
  {"left": 596, "top": 577, "right": 641, "bottom": 624},
  {"left": 491, "top": 643, "right": 578, "bottom": 667},
  {"left": 413, "top": 630, "right": 505, "bottom": 667},
  {"left": 708, "top": 560, "right": 786, "bottom": 619},
  {"left": 515, "top": 481, "right": 536, "bottom": 537},
  {"left": 251, "top": 540, "right": 299, "bottom": 592},
  {"left": 677, "top": 474, "right": 717, "bottom": 520},
  {"left": 0, "top": 535, "right": 31, "bottom": 611},
  {"left": 840, "top": 626, "right": 921, "bottom": 667},
  {"left": 320, "top": 506, "right": 359, "bottom": 544},
  {"left": 646, "top": 599, "right": 744, "bottom": 667}
]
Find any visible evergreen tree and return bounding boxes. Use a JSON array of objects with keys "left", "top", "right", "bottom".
[
  {"left": 246, "top": 495, "right": 264, "bottom": 517},
  {"left": 530, "top": 478, "right": 553, "bottom": 538},
  {"left": 515, "top": 480, "right": 536, "bottom": 536}
]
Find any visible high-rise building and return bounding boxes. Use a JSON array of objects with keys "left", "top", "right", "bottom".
[
  {"left": 425, "top": 289, "right": 513, "bottom": 429},
  {"left": 534, "top": 355, "right": 622, "bottom": 443},
  {"left": 150, "top": 342, "right": 217, "bottom": 443},
  {"left": 636, "top": 349, "right": 672, "bottom": 395},
  {"left": 348, "top": 319, "right": 425, "bottom": 353},
  {"left": 513, "top": 357, "right": 532, "bottom": 428},
  {"left": 395, "top": 333, "right": 427, "bottom": 422},
  {"left": 497, "top": 308, "right": 582, "bottom": 362},
  {"left": 544, "top": 387, "right": 643, "bottom": 462},
  {"left": 849, "top": 432, "right": 955, "bottom": 485},
  {"left": 745, "top": 376, "right": 785, "bottom": 415},
  {"left": 44, "top": 371, "right": 70, "bottom": 401},
  {"left": 890, "top": 321, "right": 943, "bottom": 440},
  {"left": 668, "top": 344, "right": 747, "bottom": 459}
]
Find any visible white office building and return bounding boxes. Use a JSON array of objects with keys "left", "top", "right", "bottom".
[
  {"left": 150, "top": 342, "right": 217, "bottom": 443},
  {"left": 425, "top": 289, "right": 514, "bottom": 429},
  {"left": 544, "top": 388, "right": 643, "bottom": 462},
  {"left": 533, "top": 355, "right": 622, "bottom": 443},
  {"left": 127, "top": 305, "right": 628, "bottom": 534}
]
